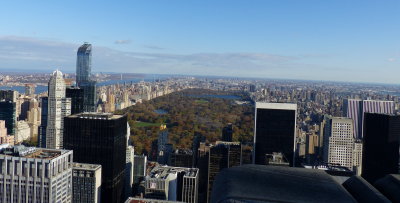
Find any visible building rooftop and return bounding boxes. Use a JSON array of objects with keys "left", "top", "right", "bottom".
[
  {"left": 211, "top": 165, "right": 356, "bottom": 203},
  {"left": 148, "top": 165, "right": 198, "bottom": 179},
  {"left": 215, "top": 141, "right": 241, "bottom": 146},
  {"left": 125, "top": 197, "right": 182, "bottom": 203},
  {"left": 256, "top": 102, "right": 297, "bottom": 110},
  {"left": 173, "top": 148, "right": 193, "bottom": 155},
  {"left": 68, "top": 112, "right": 123, "bottom": 120},
  {"left": 72, "top": 162, "right": 102, "bottom": 171},
  {"left": 78, "top": 43, "right": 92, "bottom": 53},
  {"left": 0, "top": 145, "right": 69, "bottom": 160}
]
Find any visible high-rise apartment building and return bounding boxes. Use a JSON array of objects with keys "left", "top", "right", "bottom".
[
  {"left": 64, "top": 112, "right": 127, "bottom": 203},
  {"left": 362, "top": 113, "right": 400, "bottom": 183},
  {"left": 72, "top": 162, "right": 102, "bottom": 203},
  {"left": 343, "top": 99, "right": 394, "bottom": 139},
  {"left": 253, "top": 102, "right": 297, "bottom": 166},
  {"left": 323, "top": 117, "right": 355, "bottom": 171},
  {"left": 76, "top": 43, "right": 97, "bottom": 112},
  {"left": 0, "top": 145, "right": 73, "bottom": 203},
  {"left": 46, "top": 70, "right": 71, "bottom": 149},
  {"left": 145, "top": 166, "right": 198, "bottom": 203}
]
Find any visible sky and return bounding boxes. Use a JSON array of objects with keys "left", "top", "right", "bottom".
[{"left": 0, "top": 1, "right": 399, "bottom": 83}]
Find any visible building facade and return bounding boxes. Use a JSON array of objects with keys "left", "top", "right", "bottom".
[
  {"left": 72, "top": 162, "right": 102, "bottom": 203},
  {"left": 0, "top": 101, "right": 16, "bottom": 136},
  {"left": 362, "top": 113, "right": 400, "bottom": 183},
  {"left": 66, "top": 87, "right": 84, "bottom": 115},
  {"left": 253, "top": 102, "right": 297, "bottom": 166},
  {"left": 343, "top": 99, "right": 394, "bottom": 139},
  {"left": 125, "top": 145, "right": 135, "bottom": 200},
  {"left": 64, "top": 112, "right": 127, "bottom": 203},
  {"left": 38, "top": 96, "right": 48, "bottom": 148},
  {"left": 221, "top": 124, "right": 233, "bottom": 142},
  {"left": 133, "top": 155, "right": 147, "bottom": 184},
  {"left": 207, "top": 142, "right": 241, "bottom": 202},
  {"left": 14, "top": 120, "right": 31, "bottom": 144},
  {"left": 0, "top": 145, "right": 73, "bottom": 203},
  {"left": 323, "top": 117, "right": 355, "bottom": 171},
  {"left": 0, "top": 120, "right": 14, "bottom": 145}
]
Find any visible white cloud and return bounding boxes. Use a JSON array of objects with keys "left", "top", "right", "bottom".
[
  {"left": 114, "top": 40, "right": 131, "bottom": 44},
  {"left": 1, "top": 35, "right": 396, "bottom": 83}
]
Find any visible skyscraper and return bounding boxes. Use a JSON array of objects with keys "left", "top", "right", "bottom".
[
  {"left": 76, "top": 43, "right": 92, "bottom": 86},
  {"left": 362, "top": 113, "right": 400, "bottom": 183},
  {"left": 343, "top": 99, "right": 394, "bottom": 139},
  {"left": 64, "top": 112, "right": 127, "bottom": 203},
  {"left": 253, "top": 102, "right": 297, "bottom": 166},
  {"left": 46, "top": 70, "right": 71, "bottom": 149},
  {"left": 76, "top": 43, "right": 97, "bottom": 112},
  {"left": 323, "top": 117, "right": 355, "bottom": 170}
]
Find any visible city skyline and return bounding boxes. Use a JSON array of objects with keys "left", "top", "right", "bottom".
[{"left": 0, "top": 1, "right": 400, "bottom": 83}]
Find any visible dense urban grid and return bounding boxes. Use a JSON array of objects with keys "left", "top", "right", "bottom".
[{"left": 0, "top": 43, "right": 399, "bottom": 203}]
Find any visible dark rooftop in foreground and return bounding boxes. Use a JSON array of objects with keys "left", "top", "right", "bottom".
[
  {"left": 211, "top": 165, "right": 400, "bottom": 203},
  {"left": 211, "top": 165, "right": 356, "bottom": 203}
]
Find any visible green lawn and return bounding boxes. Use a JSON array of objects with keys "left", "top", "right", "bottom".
[
  {"left": 195, "top": 99, "right": 209, "bottom": 104},
  {"left": 134, "top": 121, "right": 162, "bottom": 127}
]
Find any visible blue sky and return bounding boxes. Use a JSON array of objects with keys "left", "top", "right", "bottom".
[{"left": 0, "top": 1, "right": 399, "bottom": 83}]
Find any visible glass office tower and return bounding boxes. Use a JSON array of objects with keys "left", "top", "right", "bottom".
[
  {"left": 76, "top": 43, "right": 92, "bottom": 86},
  {"left": 76, "top": 43, "right": 97, "bottom": 112}
]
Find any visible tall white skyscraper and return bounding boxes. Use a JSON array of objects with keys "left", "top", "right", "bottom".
[
  {"left": 46, "top": 70, "right": 71, "bottom": 149},
  {"left": 323, "top": 117, "right": 355, "bottom": 171}
]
